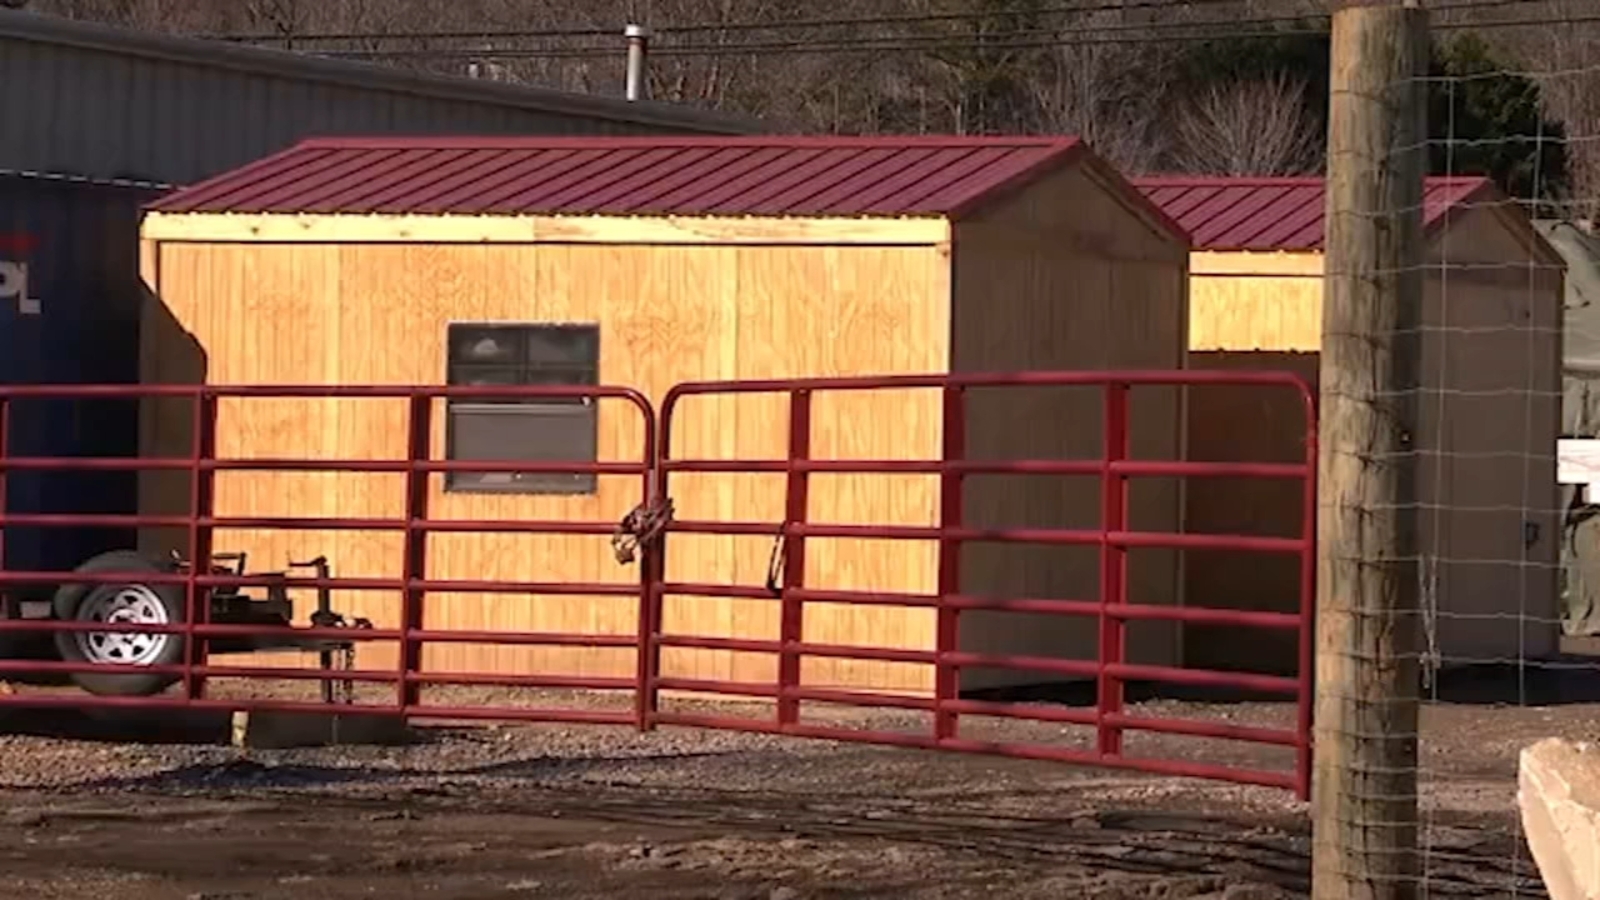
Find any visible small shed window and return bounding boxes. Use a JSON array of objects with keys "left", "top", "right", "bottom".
[{"left": 444, "top": 322, "right": 600, "bottom": 495}]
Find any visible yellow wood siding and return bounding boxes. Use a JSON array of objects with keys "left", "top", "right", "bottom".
[
  {"left": 140, "top": 239, "right": 948, "bottom": 691},
  {"left": 1188, "top": 252, "right": 1322, "bottom": 352}
]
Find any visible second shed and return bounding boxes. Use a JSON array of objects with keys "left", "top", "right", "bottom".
[
  {"left": 1136, "top": 175, "right": 1565, "bottom": 674},
  {"left": 136, "top": 135, "right": 1193, "bottom": 696}
]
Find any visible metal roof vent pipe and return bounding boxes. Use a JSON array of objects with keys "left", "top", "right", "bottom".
[{"left": 624, "top": 23, "right": 650, "bottom": 101}]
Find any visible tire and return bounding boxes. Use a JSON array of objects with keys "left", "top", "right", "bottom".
[{"left": 52, "top": 550, "right": 186, "bottom": 697}]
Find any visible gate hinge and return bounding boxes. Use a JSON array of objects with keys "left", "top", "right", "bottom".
[{"left": 612, "top": 497, "right": 675, "bottom": 565}]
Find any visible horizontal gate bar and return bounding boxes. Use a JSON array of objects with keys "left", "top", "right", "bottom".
[
  {"left": 0, "top": 514, "right": 625, "bottom": 534},
  {"left": 654, "top": 635, "right": 1298, "bottom": 694},
  {"left": 0, "top": 693, "right": 640, "bottom": 727},
  {"left": 0, "top": 384, "right": 655, "bottom": 401},
  {"left": 0, "top": 619, "right": 638, "bottom": 647},
  {"left": 649, "top": 712, "right": 1300, "bottom": 792},
  {"left": 656, "top": 582, "right": 1304, "bottom": 628},
  {"left": 655, "top": 677, "right": 1302, "bottom": 746},
  {"left": 661, "top": 368, "right": 1318, "bottom": 397},
  {"left": 0, "top": 659, "right": 636, "bottom": 692},
  {"left": 0, "top": 457, "right": 649, "bottom": 474},
  {"left": 0, "top": 570, "right": 640, "bottom": 596},
  {"left": 661, "top": 458, "right": 1308, "bottom": 478},
  {"left": 665, "top": 519, "right": 1307, "bottom": 553}
]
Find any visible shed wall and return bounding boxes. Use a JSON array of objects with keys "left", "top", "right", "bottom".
[
  {"left": 138, "top": 236, "right": 949, "bottom": 691},
  {"left": 1423, "top": 210, "right": 1563, "bottom": 663},
  {"left": 950, "top": 163, "right": 1190, "bottom": 690},
  {"left": 0, "top": 174, "right": 165, "bottom": 583},
  {"left": 1181, "top": 351, "right": 1319, "bottom": 675},
  {"left": 1183, "top": 207, "right": 1564, "bottom": 670}
]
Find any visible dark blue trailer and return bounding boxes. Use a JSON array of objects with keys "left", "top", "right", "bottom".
[
  {"left": 0, "top": 173, "right": 363, "bottom": 697},
  {"left": 0, "top": 172, "right": 162, "bottom": 597}
]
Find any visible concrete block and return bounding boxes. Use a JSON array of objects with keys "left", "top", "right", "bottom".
[
  {"left": 1518, "top": 737, "right": 1600, "bottom": 900},
  {"left": 230, "top": 709, "right": 412, "bottom": 750}
]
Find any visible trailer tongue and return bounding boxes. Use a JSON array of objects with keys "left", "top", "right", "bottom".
[{"left": 7, "top": 548, "right": 369, "bottom": 700}]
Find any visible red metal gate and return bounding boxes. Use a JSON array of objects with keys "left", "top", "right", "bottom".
[
  {"left": 0, "top": 373, "right": 1315, "bottom": 799},
  {"left": 647, "top": 371, "right": 1316, "bottom": 799},
  {"left": 0, "top": 384, "right": 660, "bottom": 723}
]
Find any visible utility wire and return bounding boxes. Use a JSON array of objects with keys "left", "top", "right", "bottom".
[
  {"left": 206, "top": 0, "right": 1548, "bottom": 45},
  {"left": 289, "top": 13, "right": 1600, "bottom": 62},
  {"left": 206, "top": 0, "right": 1264, "bottom": 43},
  {"left": 322, "top": 14, "right": 1333, "bottom": 58},
  {"left": 205, "top": 1, "right": 1567, "bottom": 61}
]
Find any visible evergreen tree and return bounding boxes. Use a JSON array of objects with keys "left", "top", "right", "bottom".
[{"left": 1429, "top": 33, "right": 1568, "bottom": 203}]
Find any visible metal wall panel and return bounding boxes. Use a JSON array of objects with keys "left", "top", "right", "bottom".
[
  {"left": 0, "top": 11, "right": 753, "bottom": 582},
  {"left": 0, "top": 173, "right": 167, "bottom": 578},
  {"left": 0, "top": 9, "right": 755, "bottom": 186}
]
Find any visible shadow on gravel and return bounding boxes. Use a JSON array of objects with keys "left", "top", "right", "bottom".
[
  {"left": 0, "top": 707, "right": 237, "bottom": 744},
  {"left": 980, "top": 661, "right": 1600, "bottom": 707},
  {"left": 0, "top": 708, "right": 465, "bottom": 747},
  {"left": 42, "top": 748, "right": 736, "bottom": 793}
]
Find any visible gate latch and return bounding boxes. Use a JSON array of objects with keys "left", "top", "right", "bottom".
[{"left": 612, "top": 498, "right": 675, "bottom": 565}]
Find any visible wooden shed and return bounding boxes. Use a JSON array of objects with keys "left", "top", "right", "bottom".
[
  {"left": 1134, "top": 175, "right": 1566, "bottom": 674},
  {"left": 135, "top": 135, "right": 1192, "bottom": 696}
]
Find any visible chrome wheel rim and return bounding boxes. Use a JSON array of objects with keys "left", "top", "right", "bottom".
[{"left": 75, "top": 585, "right": 170, "bottom": 666}]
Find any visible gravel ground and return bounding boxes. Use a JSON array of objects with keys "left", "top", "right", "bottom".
[{"left": 0, "top": 681, "right": 1577, "bottom": 899}]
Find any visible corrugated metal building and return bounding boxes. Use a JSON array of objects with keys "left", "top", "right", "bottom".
[
  {"left": 0, "top": 9, "right": 756, "bottom": 587},
  {"left": 1134, "top": 174, "right": 1565, "bottom": 674},
  {"left": 136, "top": 135, "right": 1192, "bottom": 692},
  {"left": 0, "top": 8, "right": 754, "bottom": 185}
]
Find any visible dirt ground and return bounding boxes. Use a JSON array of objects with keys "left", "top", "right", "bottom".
[{"left": 0, "top": 677, "right": 1573, "bottom": 900}]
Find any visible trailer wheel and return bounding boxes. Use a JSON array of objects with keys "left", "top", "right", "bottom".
[{"left": 53, "top": 551, "right": 186, "bottom": 697}]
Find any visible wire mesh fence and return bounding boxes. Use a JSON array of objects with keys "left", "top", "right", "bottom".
[
  {"left": 8, "top": 2, "right": 1600, "bottom": 897},
  {"left": 1318, "top": 7, "right": 1600, "bottom": 898}
]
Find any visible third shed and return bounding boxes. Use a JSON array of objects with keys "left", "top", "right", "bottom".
[{"left": 1136, "top": 175, "right": 1566, "bottom": 673}]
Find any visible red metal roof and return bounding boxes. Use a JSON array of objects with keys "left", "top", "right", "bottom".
[
  {"left": 1131, "top": 175, "right": 1495, "bottom": 251},
  {"left": 146, "top": 135, "right": 1177, "bottom": 231}
]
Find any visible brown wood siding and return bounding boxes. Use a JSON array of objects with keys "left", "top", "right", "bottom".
[
  {"left": 1182, "top": 351, "right": 1319, "bottom": 676},
  {"left": 139, "top": 239, "right": 949, "bottom": 691},
  {"left": 1419, "top": 208, "right": 1564, "bottom": 664},
  {"left": 948, "top": 163, "right": 1189, "bottom": 692}
]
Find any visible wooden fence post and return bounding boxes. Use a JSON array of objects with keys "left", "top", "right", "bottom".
[{"left": 1314, "top": 2, "right": 1430, "bottom": 898}]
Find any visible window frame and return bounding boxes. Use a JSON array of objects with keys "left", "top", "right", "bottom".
[{"left": 442, "top": 321, "right": 601, "bottom": 496}]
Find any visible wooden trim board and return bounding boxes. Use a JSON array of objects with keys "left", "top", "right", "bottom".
[{"left": 140, "top": 212, "right": 953, "bottom": 246}]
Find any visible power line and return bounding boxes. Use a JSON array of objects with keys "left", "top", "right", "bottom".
[
  {"left": 203, "top": 0, "right": 1547, "bottom": 45},
  {"left": 324, "top": 31, "right": 1317, "bottom": 62},
  {"left": 293, "top": 13, "right": 1600, "bottom": 63},
  {"left": 203, "top": 0, "right": 1298, "bottom": 44},
  {"left": 316, "top": 14, "right": 1335, "bottom": 60}
]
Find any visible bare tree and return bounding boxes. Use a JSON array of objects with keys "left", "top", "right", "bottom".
[
  {"left": 1170, "top": 71, "right": 1323, "bottom": 176},
  {"left": 1031, "top": 38, "right": 1174, "bottom": 174},
  {"left": 1493, "top": 0, "right": 1600, "bottom": 222}
]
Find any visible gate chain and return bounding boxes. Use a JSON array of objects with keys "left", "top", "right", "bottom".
[
  {"left": 612, "top": 497, "right": 675, "bottom": 565},
  {"left": 340, "top": 642, "right": 355, "bottom": 705},
  {"left": 764, "top": 525, "right": 786, "bottom": 596},
  {"left": 341, "top": 617, "right": 372, "bottom": 705}
]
